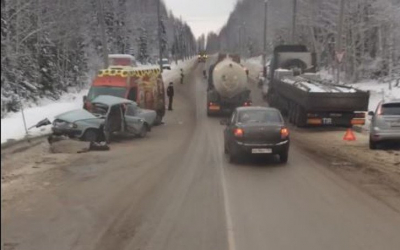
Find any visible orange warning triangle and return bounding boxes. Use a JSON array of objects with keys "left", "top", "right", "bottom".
[{"left": 343, "top": 128, "right": 356, "bottom": 141}]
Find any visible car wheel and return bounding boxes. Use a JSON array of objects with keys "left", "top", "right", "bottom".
[
  {"left": 83, "top": 129, "right": 99, "bottom": 142},
  {"left": 369, "top": 137, "right": 378, "bottom": 150},
  {"left": 139, "top": 125, "right": 148, "bottom": 138},
  {"left": 228, "top": 151, "right": 237, "bottom": 163},
  {"left": 279, "top": 151, "right": 289, "bottom": 163}
]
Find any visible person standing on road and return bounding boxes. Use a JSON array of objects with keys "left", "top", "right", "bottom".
[
  {"left": 180, "top": 69, "right": 184, "bottom": 84},
  {"left": 167, "top": 82, "right": 174, "bottom": 111}
]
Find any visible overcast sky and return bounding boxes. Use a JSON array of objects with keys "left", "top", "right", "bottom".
[{"left": 164, "top": 0, "right": 237, "bottom": 38}]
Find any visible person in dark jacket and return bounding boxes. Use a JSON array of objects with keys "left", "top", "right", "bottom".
[{"left": 167, "top": 82, "right": 174, "bottom": 110}]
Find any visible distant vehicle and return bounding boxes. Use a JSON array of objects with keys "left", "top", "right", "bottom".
[
  {"left": 257, "top": 72, "right": 265, "bottom": 87},
  {"left": 221, "top": 106, "right": 290, "bottom": 164},
  {"left": 84, "top": 56, "right": 165, "bottom": 124},
  {"left": 266, "top": 45, "right": 369, "bottom": 127},
  {"left": 368, "top": 99, "right": 400, "bottom": 149},
  {"left": 53, "top": 96, "right": 156, "bottom": 142},
  {"left": 198, "top": 52, "right": 208, "bottom": 62},
  {"left": 160, "top": 58, "right": 171, "bottom": 70},
  {"left": 108, "top": 54, "right": 137, "bottom": 67},
  {"left": 207, "top": 54, "right": 251, "bottom": 116}
]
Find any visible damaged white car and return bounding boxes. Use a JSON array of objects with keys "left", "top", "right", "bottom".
[{"left": 52, "top": 95, "right": 156, "bottom": 142}]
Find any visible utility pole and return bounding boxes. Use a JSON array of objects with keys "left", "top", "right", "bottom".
[
  {"left": 15, "top": 0, "right": 28, "bottom": 136},
  {"left": 262, "top": 0, "right": 268, "bottom": 77},
  {"left": 292, "top": 0, "right": 297, "bottom": 43},
  {"left": 97, "top": 0, "right": 108, "bottom": 68},
  {"left": 335, "top": 0, "right": 346, "bottom": 84},
  {"left": 157, "top": 0, "right": 163, "bottom": 72}
]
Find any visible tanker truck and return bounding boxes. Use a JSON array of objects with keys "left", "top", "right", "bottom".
[{"left": 207, "top": 54, "right": 251, "bottom": 116}]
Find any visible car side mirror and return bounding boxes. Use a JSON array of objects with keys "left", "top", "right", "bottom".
[
  {"left": 368, "top": 111, "right": 375, "bottom": 116},
  {"left": 220, "top": 119, "right": 229, "bottom": 126}
]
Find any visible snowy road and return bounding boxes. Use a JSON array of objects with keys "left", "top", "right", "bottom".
[{"left": 2, "top": 61, "right": 400, "bottom": 250}]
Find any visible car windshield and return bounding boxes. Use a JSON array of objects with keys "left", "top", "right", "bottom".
[
  {"left": 91, "top": 103, "right": 109, "bottom": 115},
  {"left": 381, "top": 103, "right": 400, "bottom": 115},
  {"left": 87, "top": 86, "right": 125, "bottom": 101},
  {"left": 238, "top": 110, "right": 282, "bottom": 124}
]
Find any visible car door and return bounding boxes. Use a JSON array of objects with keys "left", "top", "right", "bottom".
[{"left": 124, "top": 104, "right": 144, "bottom": 134}]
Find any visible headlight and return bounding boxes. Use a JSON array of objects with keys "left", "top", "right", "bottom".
[{"left": 68, "top": 123, "right": 78, "bottom": 129}]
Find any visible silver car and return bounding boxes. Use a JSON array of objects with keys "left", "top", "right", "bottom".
[
  {"left": 52, "top": 95, "right": 156, "bottom": 142},
  {"left": 368, "top": 99, "right": 400, "bottom": 149}
]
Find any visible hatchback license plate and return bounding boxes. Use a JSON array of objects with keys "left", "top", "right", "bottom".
[{"left": 252, "top": 148, "right": 272, "bottom": 154}]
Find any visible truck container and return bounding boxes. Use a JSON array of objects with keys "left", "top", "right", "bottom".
[{"left": 266, "top": 45, "right": 369, "bottom": 127}]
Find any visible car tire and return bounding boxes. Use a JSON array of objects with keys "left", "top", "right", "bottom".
[
  {"left": 139, "top": 125, "right": 148, "bottom": 138},
  {"left": 279, "top": 151, "right": 289, "bottom": 163},
  {"left": 369, "top": 137, "right": 378, "bottom": 150},
  {"left": 224, "top": 142, "right": 229, "bottom": 154},
  {"left": 228, "top": 152, "right": 237, "bottom": 164},
  {"left": 83, "top": 129, "right": 99, "bottom": 142}
]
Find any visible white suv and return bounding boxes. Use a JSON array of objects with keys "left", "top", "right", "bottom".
[{"left": 368, "top": 99, "right": 400, "bottom": 149}]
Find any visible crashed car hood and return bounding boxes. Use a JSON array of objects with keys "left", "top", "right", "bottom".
[{"left": 55, "top": 109, "right": 98, "bottom": 123}]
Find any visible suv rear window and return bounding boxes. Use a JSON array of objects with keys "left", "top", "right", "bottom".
[{"left": 381, "top": 103, "right": 400, "bottom": 115}]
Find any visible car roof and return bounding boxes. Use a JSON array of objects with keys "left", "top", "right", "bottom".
[
  {"left": 92, "top": 95, "right": 137, "bottom": 107},
  {"left": 236, "top": 106, "right": 280, "bottom": 112}
]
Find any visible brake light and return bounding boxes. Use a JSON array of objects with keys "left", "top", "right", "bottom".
[
  {"left": 234, "top": 128, "right": 244, "bottom": 138},
  {"left": 280, "top": 127, "right": 289, "bottom": 139}
]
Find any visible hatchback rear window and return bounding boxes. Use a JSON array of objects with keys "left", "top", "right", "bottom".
[{"left": 381, "top": 103, "right": 400, "bottom": 115}]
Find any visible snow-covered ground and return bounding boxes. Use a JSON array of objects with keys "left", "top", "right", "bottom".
[
  {"left": 1, "top": 89, "right": 87, "bottom": 144},
  {"left": 1, "top": 59, "right": 193, "bottom": 144}
]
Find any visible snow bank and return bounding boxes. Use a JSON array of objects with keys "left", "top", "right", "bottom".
[{"left": 1, "top": 89, "right": 88, "bottom": 144}]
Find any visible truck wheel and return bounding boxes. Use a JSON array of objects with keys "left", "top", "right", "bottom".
[
  {"left": 288, "top": 103, "right": 294, "bottom": 123},
  {"left": 295, "top": 105, "right": 307, "bottom": 127},
  {"left": 83, "top": 129, "right": 99, "bottom": 142}
]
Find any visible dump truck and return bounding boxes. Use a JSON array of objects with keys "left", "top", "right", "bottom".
[
  {"left": 266, "top": 45, "right": 369, "bottom": 127},
  {"left": 207, "top": 54, "right": 251, "bottom": 116}
]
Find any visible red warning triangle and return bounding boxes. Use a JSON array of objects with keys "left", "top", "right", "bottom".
[{"left": 343, "top": 128, "right": 356, "bottom": 141}]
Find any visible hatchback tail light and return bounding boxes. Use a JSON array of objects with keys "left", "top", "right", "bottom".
[
  {"left": 234, "top": 128, "right": 244, "bottom": 138},
  {"left": 280, "top": 127, "right": 289, "bottom": 139}
]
